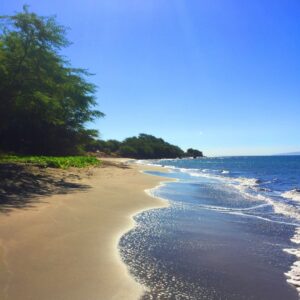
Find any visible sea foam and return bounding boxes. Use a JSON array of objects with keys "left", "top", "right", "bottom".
[
  {"left": 144, "top": 161, "right": 300, "bottom": 223},
  {"left": 284, "top": 227, "right": 300, "bottom": 294},
  {"left": 282, "top": 189, "right": 300, "bottom": 202},
  {"left": 139, "top": 157, "right": 300, "bottom": 297}
]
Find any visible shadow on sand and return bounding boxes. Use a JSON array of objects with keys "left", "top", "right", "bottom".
[{"left": 0, "top": 163, "right": 90, "bottom": 214}]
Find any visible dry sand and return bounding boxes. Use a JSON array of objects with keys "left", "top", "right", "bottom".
[{"left": 0, "top": 159, "right": 170, "bottom": 300}]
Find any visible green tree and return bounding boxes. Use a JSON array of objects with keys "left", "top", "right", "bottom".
[
  {"left": 185, "top": 148, "right": 203, "bottom": 158},
  {"left": 118, "top": 145, "right": 138, "bottom": 158},
  {"left": 105, "top": 139, "right": 121, "bottom": 153},
  {"left": 0, "top": 6, "right": 103, "bottom": 155},
  {"left": 120, "top": 134, "right": 184, "bottom": 159}
]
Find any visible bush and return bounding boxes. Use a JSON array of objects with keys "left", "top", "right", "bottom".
[{"left": 0, "top": 155, "right": 101, "bottom": 168}]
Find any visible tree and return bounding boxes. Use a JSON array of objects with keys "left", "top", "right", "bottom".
[
  {"left": 85, "top": 134, "right": 205, "bottom": 159},
  {"left": 0, "top": 6, "right": 104, "bottom": 155},
  {"left": 118, "top": 145, "right": 137, "bottom": 158},
  {"left": 185, "top": 148, "right": 203, "bottom": 158},
  {"left": 105, "top": 140, "right": 121, "bottom": 153},
  {"left": 120, "top": 134, "right": 184, "bottom": 159}
]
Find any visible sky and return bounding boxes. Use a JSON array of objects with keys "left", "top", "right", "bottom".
[{"left": 2, "top": 0, "right": 300, "bottom": 156}]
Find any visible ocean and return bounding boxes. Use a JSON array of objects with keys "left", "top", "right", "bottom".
[{"left": 119, "top": 156, "right": 300, "bottom": 299}]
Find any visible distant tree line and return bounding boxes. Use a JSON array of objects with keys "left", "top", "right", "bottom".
[
  {"left": 0, "top": 7, "right": 103, "bottom": 155},
  {"left": 85, "top": 133, "right": 203, "bottom": 159}
]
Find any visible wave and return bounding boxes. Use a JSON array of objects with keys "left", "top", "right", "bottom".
[
  {"left": 196, "top": 203, "right": 299, "bottom": 227},
  {"left": 139, "top": 159, "right": 300, "bottom": 296},
  {"left": 156, "top": 164, "right": 259, "bottom": 188},
  {"left": 282, "top": 189, "right": 300, "bottom": 202},
  {"left": 235, "top": 177, "right": 261, "bottom": 186},
  {"left": 221, "top": 170, "right": 230, "bottom": 174},
  {"left": 143, "top": 161, "right": 300, "bottom": 225},
  {"left": 284, "top": 227, "right": 300, "bottom": 295},
  {"left": 135, "top": 160, "right": 163, "bottom": 167},
  {"left": 199, "top": 203, "right": 270, "bottom": 213},
  {"left": 168, "top": 165, "right": 300, "bottom": 294}
]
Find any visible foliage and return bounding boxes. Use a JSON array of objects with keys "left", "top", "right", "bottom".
[
  {"left": 185, "top": 148, "right": 203, "bottom": 158},
  {"left": 0, "top": 155, "right": 100, "bottom": 168},
  {"left": 105, "top": 139, "right": 122, "bottom": 153},
  {"left": 118, "top": 145, "right": 138, "bottom": 158},
  {"left": 85, "top": 133, "right": 187, "bottom": 159},
  {"left": 120, "top": 134, "right": 185, "bottom": 159},
  {"left": 0, "top": 6, "right": 103, "bottom": 155}
]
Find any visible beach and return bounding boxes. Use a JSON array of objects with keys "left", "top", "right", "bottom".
[
  {"left": 1, "top": 157, "right": 299, "bottom": 300},
  {"left": 1, "top": 1, "right": 299, "bottom": 299},
  {"left": 0, "top": 159, "right": 170, "bottom": 300}
]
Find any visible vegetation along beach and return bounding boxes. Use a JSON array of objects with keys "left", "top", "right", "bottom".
[{"left": 1, "top": 2, "right": 300, "bottom": 300}]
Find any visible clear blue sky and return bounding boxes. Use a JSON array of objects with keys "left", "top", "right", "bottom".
[{"left": 2, "top": 0, "right": 300, "bottom": 156}]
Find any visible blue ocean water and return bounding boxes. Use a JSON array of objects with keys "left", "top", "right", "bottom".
[
  {"left": 119, "top": 156, "right": 300, "bottom": 299},
  {"left": 149, "top": 156, "right": 300, "bottom": 225}
]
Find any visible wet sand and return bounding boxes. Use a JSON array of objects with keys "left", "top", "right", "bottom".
[
  {"left": 0, "top": 159, "right": 169, "bottom": 300},
  {"left": 120, "top": 172, "right": 299, "bottom": 299}
]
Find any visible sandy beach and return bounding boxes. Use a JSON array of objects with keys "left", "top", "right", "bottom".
[{"left": 0, "top": 159, "right": 169, "bottom": 300}]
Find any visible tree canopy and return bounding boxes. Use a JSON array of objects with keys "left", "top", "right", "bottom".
[
  {"left": 86, "top": 133, "right": 192, "bottom": 159},
  {"left": 186, "top": 148, "right": 203, "bottom": 158},
  {"left": 0, "top": 6, "right": 103, "bottom": 155},
  {"left": 119, "top": 134, "right": 185, "bottom": 159}
]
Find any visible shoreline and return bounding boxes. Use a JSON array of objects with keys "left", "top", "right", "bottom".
[
  {"left": 119, "top": 165, "right": 299, "bottom": 299},
  {"left": 0, "top": 159, "right": 172, "bottom": 300}
]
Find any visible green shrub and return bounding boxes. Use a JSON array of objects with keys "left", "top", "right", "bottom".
[{"left": 0, "top": 155, "right": 100, "bottom": 169}]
